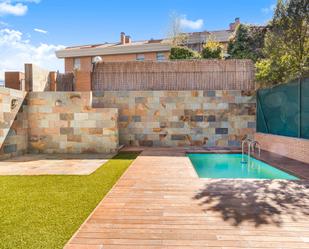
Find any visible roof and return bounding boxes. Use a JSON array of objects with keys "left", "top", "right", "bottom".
[
  {"left": 185, "top": 30, "right": 233, "bottom": 44},
  {"left": 56, "top": 40, "right": 171, "bottom": 58},
  {"left": 55, "top": 29, "right": 234, "bottom": 58}
]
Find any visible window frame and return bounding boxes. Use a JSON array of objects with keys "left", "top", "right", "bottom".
[
  {"left": 136, "top": 54, "right": 145, "bottom": 61},
  {"left": 156, "top": 52, "right": 165, "bottom": 61},
  {"left": 73, "top": 58, "right": 81, "bottom": 70}
]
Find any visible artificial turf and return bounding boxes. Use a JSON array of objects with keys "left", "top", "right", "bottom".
[{"left": 0, "top": 152, "right": 138, "bottom": 249}]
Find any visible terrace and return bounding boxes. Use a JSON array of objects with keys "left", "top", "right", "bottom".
[
  {"left": 65, "top": 147, "right": 309, "bottom": 249},
  {"left": 1, "top": 60, "right": 308, "bottom": 249}
]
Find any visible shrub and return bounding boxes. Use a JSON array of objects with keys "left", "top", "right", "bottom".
[
  {"left": 169, "top": 46, "right": 201, "bottom": 60},
  {"left": 201, "top": 39, "right": 222, "bottom": 59}
]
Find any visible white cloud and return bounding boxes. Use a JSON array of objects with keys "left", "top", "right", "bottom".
[
  {"left": 0, "top": 0, "right": 40, "bottom": 16},
  {"left": 179, "top": 16, "right": 204, "bottom": 30},
  {"left": 34, "top": 28, "right": 47, "bottom": 34},
  {"left": 262, "top": 4, "right": 276, "bottom": 14},
  {"left": 16, "top": 0, "right": 41, "bottom": 3},
  {"left": 0, "top": 1, "right": 28, "bottom": 16},
  {"left": 0, "top": 28, "right": 64, "bottom": 81}
]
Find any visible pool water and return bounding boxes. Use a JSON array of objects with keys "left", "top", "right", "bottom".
[{"left": 188, "top": 154, "right": 298, "bottom": 180}]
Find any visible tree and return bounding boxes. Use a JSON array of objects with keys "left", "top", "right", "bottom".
[
  {"left": 256, "top": 0, "right": 309, "bottom": 85},
  {"left": 167, "top": 12, "right": 188, "bottom": 46},
  {"left": 201, "top": 36, "right": 223, "bottom": 59},
  {"left": 227, "top": 24, "right": 267, "bottom": 62},
  {"left": 169, "top": 46, "right": 201, "bottom": 60}
]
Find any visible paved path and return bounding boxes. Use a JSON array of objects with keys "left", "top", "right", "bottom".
[
  {"left": 0, "top": 154, "right": 114, "bottom": 175},
  {"left": 65, "top": 148, "right": 309, "bottom": 249}
]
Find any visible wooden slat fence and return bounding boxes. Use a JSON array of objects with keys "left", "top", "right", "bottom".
[
  {"left": 92, "top": 60, "right": 255, "bottom": 91},
  {"left": 56, "top": 72, "right": 74, "bottom": 91}
]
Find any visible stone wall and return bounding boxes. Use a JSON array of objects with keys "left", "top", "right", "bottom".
[
  {"left": 93, "top": 90, "right": 256, "bottom": 147},
  {"left": 255, "top": 133, "right": 309, "bottom": 164},
  {"left": 0, "top": 104, "right": 28, "bottom": 159},
  {"left": 25, "top": 64, "right": 50, "bottom": 92},
  {"left": 0, "top": 88, "right": 28, "bottom": 159},
  {"left": 28, "top": 92, "right": 118, "bottom": 154}
]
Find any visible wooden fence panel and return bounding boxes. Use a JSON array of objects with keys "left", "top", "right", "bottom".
[
  {"left": 92, "top": 60, "right": 255, "bottom": 91},
  {"left": 56, "top": 72, "right": 74, "bottom": 91}
]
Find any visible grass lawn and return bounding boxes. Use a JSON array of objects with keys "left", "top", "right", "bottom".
[{"left": 0, "top": 153, "right": 138, "bottom": 249}]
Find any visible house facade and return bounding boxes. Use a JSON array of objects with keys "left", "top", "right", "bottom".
[
  {"left": 55, "top": 18, "right": 240, "bottom": 73},
  {"left": 185, "top": 18, "right": 240, "bottom": 52},
  {"left": 56, "top": 32, "right": 171, "bottom": 73}
]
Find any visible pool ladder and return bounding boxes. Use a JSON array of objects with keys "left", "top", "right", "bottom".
[{"left": 241, "top": 137, "right": 261, "bottom": 164}]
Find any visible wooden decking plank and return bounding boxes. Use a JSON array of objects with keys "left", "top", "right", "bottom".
[{"left": 65, "top": 148, "right": 309, "bottom": 249}]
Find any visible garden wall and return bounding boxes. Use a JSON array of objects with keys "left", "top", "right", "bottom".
[
  {"left": 27, "top": 92, "right": 118, "bottom": 154},
  {"left": 254, "top": 133, "right": 309, "bottom": 164},
  {"left": 0, "top": 90, "right": 119, "bottom": 159},
  {"left": 25, "top": 64, "right": 51, "bottom": 92},
  {"left": 92, "top": 90, "right": 256, "bottom": 147},
  {"left": 0, "top": 88, "right": 28, "bottom": 159}
]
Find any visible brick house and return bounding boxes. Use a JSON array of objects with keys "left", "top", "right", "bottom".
[
  {"left": 56, "top": 18, "right": 240, "bottom": 73},
  {"left": 185, "top": 18, "right": 240, "bottom": 52},
  {"left": 56, "top": 32, "right": 171, "bottom": 73}
]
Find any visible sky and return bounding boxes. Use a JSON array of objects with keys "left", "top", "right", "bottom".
[{"left": 0, "top": 0, "right": 276, "bottom": 81}]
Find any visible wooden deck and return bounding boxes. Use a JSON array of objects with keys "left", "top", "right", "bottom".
[{"left": 65, "top": 148, "right": 309, "bottom": 249}]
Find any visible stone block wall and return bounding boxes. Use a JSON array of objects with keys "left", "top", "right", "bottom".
[
  {"left": 0, "top": 88, "right": 26, "bottom": 146},
  {"left": 93, "top": 90, "right": 256, "bottom": 147},
  {"left": 25, "top": 64, "right": 50, "bottom": 92},
  {"left": 27, "top": 92, "right": 118, "bottom": 154},
  {"left": 0, "top": 88, "right": 28, "bottom": 159}
]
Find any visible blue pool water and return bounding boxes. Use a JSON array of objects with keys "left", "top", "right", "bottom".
[{"left": 188, "top": 154, "right": 298, "bottom": 180}]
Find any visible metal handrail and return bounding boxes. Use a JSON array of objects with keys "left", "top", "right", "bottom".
[
  {"left": 241, "top": 138, "right": 252, "bottom": 163},
  {"left": 251, "top": 141, "right": 261, "bottom": 157},
  {"left": 242, "top": 138, "right": 261, "bottom": 165}
]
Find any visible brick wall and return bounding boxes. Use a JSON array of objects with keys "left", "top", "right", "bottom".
[
  {"left": 4, "top": 72, "right": 25, "bottom": 90},
  {"left": 75, "top": 71, "right": 91, "bottom": 91},
  {"left": 65, "top": 58, "right": 74, "bottom": 73},
  {"left": 93, "top": 90, "right": 256, "bottom": 147},
  {"left": 64, "top": 52, "right": 170, "bottom": 73},
  {"left": 255, "top": 133, "right": 309, "bottom": 163},
  {"left": 27, "top": 92, "right": 118, "bottom": 154}
]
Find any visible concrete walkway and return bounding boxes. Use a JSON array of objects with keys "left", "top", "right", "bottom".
[
  {"left": 0, "top": 154, "right": 114, "bottom": 175},
  {"left": 65, "top": 148, "right": 309, "bottom": 249}
]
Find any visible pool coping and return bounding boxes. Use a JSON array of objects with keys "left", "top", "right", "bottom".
[
  {"left": 186, "top": 149, "right": 309, "bottom": 180},
  {"left": 120, "top": 146, "right": 309, "bottom": 180}
]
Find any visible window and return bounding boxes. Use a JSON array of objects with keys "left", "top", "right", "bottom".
[
  {"left": 156, "top": 52, "right": 165, "bottom": 61},
  {"left": 73, "top": 58, "right": 81, "bottom": 70},
  {"left": 136, "top": 54, "right": 145, "bottom": 61}
]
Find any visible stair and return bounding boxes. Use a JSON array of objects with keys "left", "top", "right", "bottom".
[{"left": 0, "top": 88, "right": 27, "bottom": 148}]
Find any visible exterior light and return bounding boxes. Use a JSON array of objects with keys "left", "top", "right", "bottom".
[{"left": 92, "top": 56, "right": 103, "bottom": 64}]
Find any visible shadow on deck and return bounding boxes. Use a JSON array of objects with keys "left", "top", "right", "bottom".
[{"left": 194, "top": 179, "right": 309, "bottom": 227}]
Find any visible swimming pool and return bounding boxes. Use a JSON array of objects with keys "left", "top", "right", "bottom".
[{"left": 188, "top": 153, "right": 298, "bottom": 180}]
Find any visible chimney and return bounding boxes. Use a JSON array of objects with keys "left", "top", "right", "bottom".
[
  {"left": 125, "top": 35, "right": 131, "bottom": 44},
  {"left": 120, "top": 32, "right": 126, "bottom": 44},
  {"left": 229, "top": 17, "right": 240, "bottom": 30}
]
